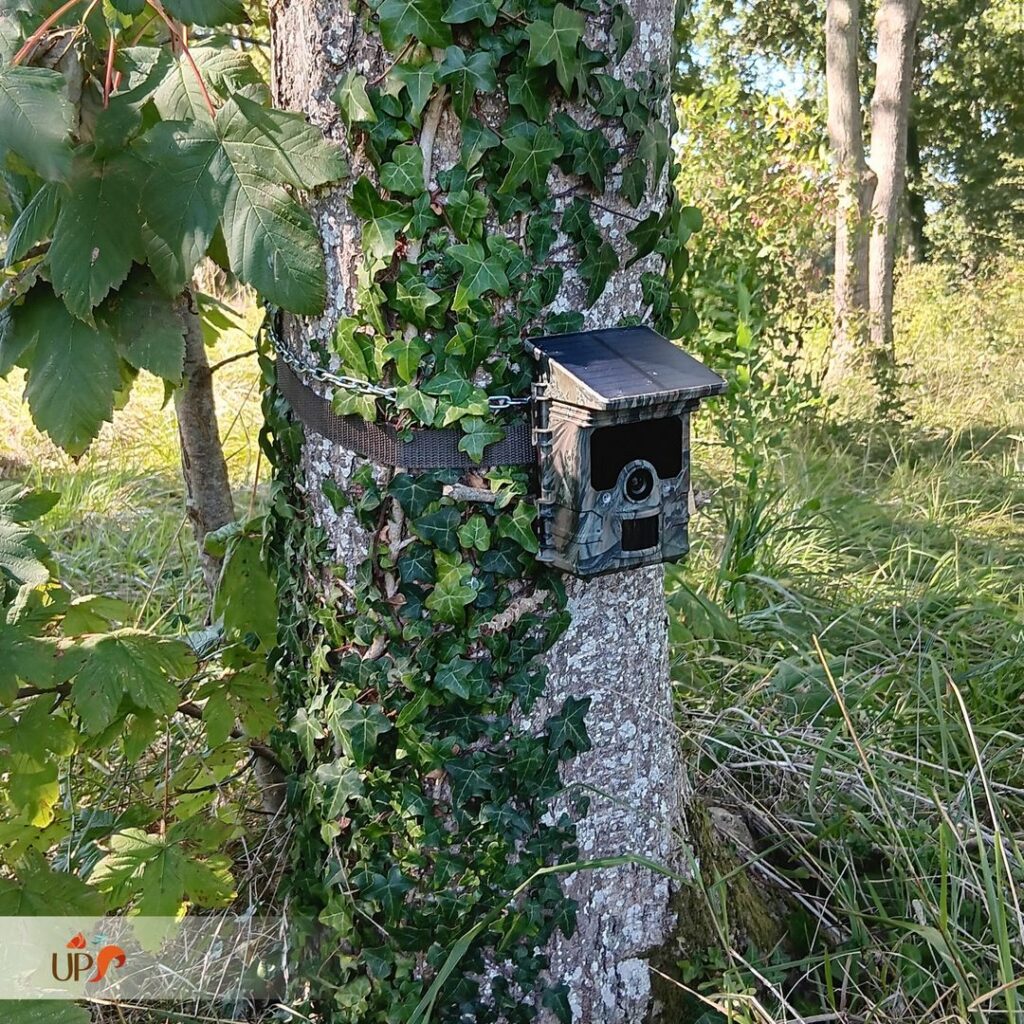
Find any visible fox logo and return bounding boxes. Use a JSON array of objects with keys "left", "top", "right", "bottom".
[{"left": 52, "top": 934, "right": 127, "bottom": 984}]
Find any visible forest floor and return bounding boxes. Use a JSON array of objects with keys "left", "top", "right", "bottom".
[{"left": 2, "top": 260, "right": 1022, "bottom": 1020}]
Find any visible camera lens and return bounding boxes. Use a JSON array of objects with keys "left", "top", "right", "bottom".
[{"left": 624, "top": 467, "right": 654, "bottom": 502}]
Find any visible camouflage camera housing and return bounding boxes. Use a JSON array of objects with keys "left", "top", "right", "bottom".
[{"left": 526, "top": 327, "right": 726, "bottom": 578}]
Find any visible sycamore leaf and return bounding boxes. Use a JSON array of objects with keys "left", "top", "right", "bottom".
[
  {"left": 48, "top": 153, "right": 144, "bottom": 320},
  {"left": 99, "top": 267, "right": 187, "bottom": 383},
  {"left": 215, "top": 533, "right": 278, "bottom": 649},
  {"left": 329, "top": 698, "right": 392, "bottom": 767},
  {"left": 0, "top": 1002, "right": 91, "bottom": 1024},
  {"left": 163, "top": 0, "right": 247, "bottom": 25},
  {"left": 0, "top": 482, "right": 59, "bottom": 525},
  {"left": 89, "top": 829, "right": 165, "bottom": 907},
  {"left": 151, "top": 46, "right": 266, "bottom": 121},
  {"left": 0, "top": 66, "right": 74, "bottom": 181},
  {"left": 380, "top": 142, "right": 425, "bottom": 197},
  {"left": 499, "top": 126, "right": 563, "bottom": 195},
  {"left": 5, "top": 182, "right": 61, "bottom": 266},
  {"left": 0, "top": 853, "right": 106, "bottom": 916},
  {"left": 377, "top": 0, "right": 452, "bottom": 52},
  {"left": 13, "top": 286, "right": 121, "bottom": 455},
  {"left": 72, "top": 629, "right": 195, "bottom": 735},
  {"left": 526, "top": 4, "right": 584, "bottom": 93},
  {"left": 0, "top": 519, "right": 50, "bottom": 589}
]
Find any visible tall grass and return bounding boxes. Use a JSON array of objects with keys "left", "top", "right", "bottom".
[{"left": 666, "top": 259, "right": 1024, "bottom": 1021}]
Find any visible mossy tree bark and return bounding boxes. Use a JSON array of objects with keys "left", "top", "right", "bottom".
[{"left": 269, "top": 0, "right": 690, "bottom": 1018}]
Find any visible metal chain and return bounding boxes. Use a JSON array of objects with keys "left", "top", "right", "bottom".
[{"left": 265, "top": 308, "right": 532, "bottom": 412}]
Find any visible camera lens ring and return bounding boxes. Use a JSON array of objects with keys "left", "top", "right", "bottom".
[{"left": 623, "top": 466, "right": 654, "bottom": 503}]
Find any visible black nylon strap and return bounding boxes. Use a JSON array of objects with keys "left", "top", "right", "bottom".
[{"left": 277, "top": 361, "right": 537, "bottom": 468}]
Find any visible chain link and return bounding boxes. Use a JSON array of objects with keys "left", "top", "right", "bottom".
[{"left": 265, "top": 308, "right": 532, "bottom": 412}]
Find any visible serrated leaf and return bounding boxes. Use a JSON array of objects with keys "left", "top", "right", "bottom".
[
  {"left": 335, "top": 69, "right": 377, "bottom": 125},
  {"left": 0, "top": 518, "right": 50, "bottom": 587},
  {"left": 48, "top": 152, "right": 144, "bottom": 320},
  {"left": 329, "top": 698, "right": 392, "bottom": 767},
  {"left": 0, "top": 852, "right": 106, "bottom": 916},
  {"left": 377, "top": 0, "right": 452, "bottom": 52},
  {"left": 5, "top": 181, "right": 60, "bottom": 266},
  {"left": 0, "top": 66, "right": 74, "bottom": 181},
  {"left": 163, "top": 0, "right": 246, "bottom": 24},
  {"left": 99, "top": 267, "right": 187, "bottom": 383},
  {"left": 380, "top": 142, "right": 425, "bottom": 197},
  {"left": 0, "top": 1002, "right": 91, "bottom": 1024},
  {"left": 0, "top": 482, "right": 60, "bottom": 524},
  {"left": 499, "top": 125, "right": 563, "bottom": 195},
  {"left": 526, "top": 4, "right": 584, "bottom": 93},
  {"left": 150, "top": 46, "right": 266, "bottom": 122},
  {"left": 72, "top": 629, "right": 195, "bottom": 735},
  {"left": 12, "top": 285, "right": 121, "bottom": 455},
  {"left": 215, "top": 533, "right": 278, "bottom": 649}
]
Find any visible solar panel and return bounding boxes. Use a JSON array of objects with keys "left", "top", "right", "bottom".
[{"left": 526, "top": 326, "right": 727, "bottom": 410}]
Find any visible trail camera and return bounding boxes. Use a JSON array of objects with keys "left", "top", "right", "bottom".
[{"left": 526, "top": 326, "right": 726, "bottom": 578}]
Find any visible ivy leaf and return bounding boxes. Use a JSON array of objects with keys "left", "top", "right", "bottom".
[
  {"left": 460, "top": 117, "right": 499, "bottom": 168},
  {"left": 457, "top": 514, "right": 490, "bottom": 552},
  {"left": 334, "top": 69, "right": 377, "bottom": 125},
  {"left": 499, "top": 126, "right": 563, "bottom": 196},
  {"left": 442, "top": 0, "right": 499, "bottom": 26},
  {"left": 579, "top": 237, "right": 619, "bottom": 306},
  {"left": 289, "top": 708, "right": 322, "bottom": 762},
  {"left": 611, "top": 2, "right": 635, "bottom": 61},
  {"left": 496, "top": 501, "right": 539, "bottom": 553},
  {"left": 507, "top": 68, "right": 550, "bottom": 123},
  {"left": 389, "top": 263, "right": 442, "bottom": 326},
  {"left": 315, "top": 759, "right": 365, "bottom": 817},
  {"left": 458, "top": 417, "right": 505, "bottom": 463},
  {"left": 0, "top": 66, "right": 74, "bottom": 181},
  {"left": 350, "top": 176, "right": 411, "bottom": 262},
  {"left": 626, "top": 209, "right": 666, "bottom": 267},
  {"left": 620, "top": 157, "right": 647, "bottom": 207},
  {"left": 638, "top": 120, "right": 670, "bottom": 188},
  {"left": 98, "top": 267, "right": 187, "bottom": 383},
  {"left": 526, "top": 4, "right": 584, "bottom": 94},
  {"left": 413, "top": 507, "right": 461, "bottom": 552},
  {"left": 389, "top": 472, "right": 442, "bottom": 517},
  {"left": 445, "top": 753, "right": 492, "bottom": 804},
  {"left": 380, "top": 142, "right": 425, "bottom": 197},
  {"left": 361, "top": 866, "right": 414, "bottom": 919},
  {"left": 425, "top": 550, "right": 477, "bottom": 623},
  {"left": 445, "top": 188, "right": 487, "bottom": 240},
  {"left": 377, "top": 0, "right": 452, "bottom": 52},
  {"left": 398, "top": 541, "right": 435, "bottom": 584},
  {"left": 383, "top": 334, "right": 429, "bottom": 383},
  {"left": 449, "top": 239, "right": 509, "bottom": 308},
  {"left": 390, "top": 61, "right": 437, "bottom": 126},
  {"left": 569, "top": 127, "right": 617, "bottom": 192},
  {"left": 162, "top": 0, "right": 246, "bottom": 25},
  {"left": 48, "top": 152, "right": 144, "bottom": 320},
  {"left": 542, "top": 984, "right": 573, "bottom": 1024},
  {"left": 5, "top": 182, "right": 60, "bottom": 266},
  {"left": 438, "top": 46, "right": 497, "bottom": 122},
  {"left": 72, "top": 629, "right": 195, "bottom": 734},
  {"left": 12, "top": 286, "right": 121, "bottom": 455},
  {"left": 395, "top": 385, "right": 437, "bottom": 424},
  {"left": 546, "top": 695, "right": 591, "bottom": 755},
  {"left": 329, "top": 698, "right": 392, "bottom": 767}
]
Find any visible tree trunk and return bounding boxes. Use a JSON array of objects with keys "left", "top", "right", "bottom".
[
  {"left": 867, "top": 0, "right": 921, "bottom": 357},
  {"left": 173, "top": 295, "right": 235, "bottom": 599},
  {"left": 823, "top": 0, "right": 875, "bottom": 389},
  {"left": 903, "top": 117, "right": 927, "bottom": 263},
  {"left": 270, "top": 0, "right": 687, "bottom": 1019}
]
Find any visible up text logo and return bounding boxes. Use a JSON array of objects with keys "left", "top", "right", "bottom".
[{"left": 51, "top": 932, "right": 127, "bottom": 984}]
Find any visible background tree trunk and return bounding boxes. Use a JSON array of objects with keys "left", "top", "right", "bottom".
[
  {"left": 174, "top": 296, "right": 235, "bottom": 599},
  {"left": 867, "top": 0, "right": 922, "bottom": 357},
  {"left": 270, "top": 0, "right": 688, "bottom": 1018},
  {"left": 823, "top": 0, "right": 875, "bottom": 389}
]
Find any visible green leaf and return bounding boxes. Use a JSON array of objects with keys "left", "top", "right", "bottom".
[
  {"left": 377, "top": 0, "right": 452, "bottom": 52},
  {"left": 5, "top": 182, "right": 60, "bottom": 266},
  {"left": 315, "top": 758, "right": 365, "bottom": 817},
  {"left": 425, "top": 550, "right": 477, "bottom": 624},
  {"left": 0, "top": 482, "right": 60, "bottom": 524},
  {"left": 0, "top": 627, "right": 56, "bottom": 703},
  {"left": 579, "top": 237, "right": 619, "bottom": 306},
  {"left": 163, "top": 0, "right": 246, "bottom": 24},
  {"left": 526, "top": 4, "right": 584, "bottom": 93},
  {"left": 0, "top": 853, "right": 106, "bottom": 916},
  {"left": 149, "top": 45, "right": 267, "bottom": 122},
  {"left": 438, "top": 46, "right": 497, "bottom": 122},
  {"left": 442, "top": 0, "right": 499, "bottom": 25},
  {"left": 0, "top": 66, "right": 74, "bottom": 181},
  {"left": 48, "top": 152, "right": 144, "bottom": 320},
  {"left": 383, "top": 334, "right": 428, "bottom": 383},
  {"left": 457, "top": 514, "right": 490, "bottom": 552},
  {"left": 390, "top": 472, "right": 442, "bottom": 517},
  {"left": 289, "top": 708, "right": 322, "bottom": 762},
  {"left": 329, "top": 698, "right": 392, "bottom": 767},
  {"left": 13, "top": 286, "right": 121, "bottom": 455},
  {"left": 0, "top": 518, "right": 50, "bottom": 588},
  {"left": 395, "top": 385, "right": 437, "bottom": 424},
  {"left": 458, "top": 416, "right": 504, "bottom": 462},
  {"left": 445, "top": 753, "right": 492, "bottom": 804},
  {"left": 110, "top": 0, "right": 146, "bottom": 13},
  {"left": 89, "top": 829, "right": 165, "bottom": 908},
  {"left": 361, "top": 866, "right": 413, "bottom": 918},
  {"left": 413, "top": 507, "right": 461, "bottom": 552},
  {"left": 507, "top": 68, "right": 550, "bottom": 122},
  {"left": 99, "top": 267, "right": 187, "bottom": 383},
  {"left": 611, "top": 2, "right": 635, "bottom": 61},
  {"left": 215, "top": 533, "right": 278, "bottom": 649},
  {"left": 547, "top": 695, "right": 591, "bottom": 755},
  {"left": 390, "top": 61, "right": 437, "bottom": 125},
  {"left": 0, "top": 1002, "right": 91, "bottom": 1024},
  {"left": 380, "top": 142, "right": 425, "bottom": 197},
  {"left": 446, "top": 188, "right": 488, "bottom": 240},
  {"left": 626, "top": 209, "right": 666, "bottom": 267},
  {"left": 620, "top": 157, "right": 647, "bottom": 207},
  {"left": 496, "top": 501, "right": 539, "bottom": 553},
  {"left": 350, "top": 176, "right": 411, "bottom": 262},
  {"left": 638, "top": 119, "right": 670, "bottom": 188},
  {"left": 499, "top": 126, "right": 563, "bottom": 195},
  {"left": 335, "top": 69, "right": 377, "bottom": 125},
  {"left": 390, "top": 263, "right": 442, "bottom": 325},
  {"left": 72, "top": 629, "right": 195, "bottom": 734},
  {"left": 449, "top": 239, "right": 509, "bottom": 308}
]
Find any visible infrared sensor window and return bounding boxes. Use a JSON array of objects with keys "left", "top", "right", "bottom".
[{"left": 590, "top": 418, "right": 683, "bottom": 491}]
